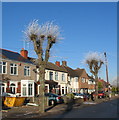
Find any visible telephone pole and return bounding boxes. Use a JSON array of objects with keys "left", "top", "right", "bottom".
[{"left": 104, "top": 52, "right": 109, "bottom": 92}]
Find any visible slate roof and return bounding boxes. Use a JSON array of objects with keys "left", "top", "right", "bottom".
[
  {"left": 74, "top": 68, "right": 85, "bottom": 77},
  {"left": 61, "top": 66, "right": 78, "bottom": 77},
  {"left": 61, "top": 66, "right": 89, "bottom": 78},
  {"left": 46, "top": 62, "right": 67, "bottom": 73},
  {"left": 28, "top": 57, "right": 67, "bottom": 73},
  {"left": 0, "top": 48, "right": 33, "bottom": 64},
  {"left": 0, "top": 48, "right": 88, "bottom": 75},
  {"left": 75, "top": 68, "right": 89, "bottom": 78}
]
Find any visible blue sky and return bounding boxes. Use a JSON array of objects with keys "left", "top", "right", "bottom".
[{"left": 2, "top": 2, "right": 117, "bottom": 83}]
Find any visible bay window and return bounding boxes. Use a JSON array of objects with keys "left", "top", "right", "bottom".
[
  {"left": 21, "top": 80, "right": 34, "bottom": 97},
  {"left": 28, "top": 84, "right": 32, "bottom": 96}
]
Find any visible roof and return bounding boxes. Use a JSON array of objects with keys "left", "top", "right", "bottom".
[
  {"left": 74, "top": 68, "right": 89, "bottom": 78},
  {"left": 46, "top": 62, "right": 67, "bottom": 73},
  {"left": 61, "top": 66, "right": 78, "bottom": 77},
  {"left": 28, "top": 57, "right": 67, "bottom": 73},
  {"left": 0, "top": 48, "right": 33, "bottom": 64},
  {"left": 74, "top": 68, "right": 84, "bottom": 76},
  {"left": 60, "top": 65, "right": 90, "bottom": 78}
]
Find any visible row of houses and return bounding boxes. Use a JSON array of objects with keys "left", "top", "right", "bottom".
[{"left": 0, "top": 48, "right": 96, "bottom": 97}]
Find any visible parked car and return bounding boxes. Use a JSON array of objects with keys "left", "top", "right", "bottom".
[
  {"left": 83, "top": 93, "right": 90, "bottom": 100},
  {"left": 73, "top": 93, "right": 84, "bottom": 99},
  {"left": 45, "top": 93, "right": 64, "bottom": 106},
  {"left": 98, "top": 91, "right": 106, "bottom": 98}
]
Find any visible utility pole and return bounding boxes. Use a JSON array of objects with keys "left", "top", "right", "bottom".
[{"left": 104, "top": 52, "right": 109, "bottom": 92}]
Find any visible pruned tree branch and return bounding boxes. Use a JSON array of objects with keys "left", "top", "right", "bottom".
[{"left": 23, "top": 19, "right": 62, "bottom": 113}]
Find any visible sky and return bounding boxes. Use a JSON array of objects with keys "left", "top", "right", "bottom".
[{"left": 2, "top": 2, "right": 117, "bottom": 84}]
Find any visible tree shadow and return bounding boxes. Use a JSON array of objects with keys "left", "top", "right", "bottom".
[
  {"left": 45, "top": 105, "right": 55, "bottom": 112},
  {"left": 2, "top": 106, "right": 11, "bottom": 110},
  {"left": 55, "top": 99, "right": 75, "bottom": 118}
]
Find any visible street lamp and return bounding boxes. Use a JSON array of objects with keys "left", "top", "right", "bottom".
[{"left": 104, "top": 52, "right": 109, "bottom": 92}]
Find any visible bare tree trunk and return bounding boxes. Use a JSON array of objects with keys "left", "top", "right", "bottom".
[
  {"left": 38, "top": 63, "right": 45, "bottom": 113},
  {"left": 94, "top": 75, "right": 98, "bottom": 101}
]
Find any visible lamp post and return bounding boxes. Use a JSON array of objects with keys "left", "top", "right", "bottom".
[{"left": 104, "top": 52, "right": 109, "bottom": 93}]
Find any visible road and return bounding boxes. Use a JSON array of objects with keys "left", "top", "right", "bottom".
[{"left": 45, "top": 98, "right": 119, "bottom": 118}]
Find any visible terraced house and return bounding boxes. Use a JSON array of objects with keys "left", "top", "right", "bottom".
[
  {"left": 0, "top": 48, "right": 96, "bottom": 97},
  {"left": 36, "top": 61, "right": 68, "bottom": 95},
  {"left": 0, "top": 48, "right": 36, "bottom": 97},
  {"left": 0, "top": 48, "right": 69, "bottom": 96}
]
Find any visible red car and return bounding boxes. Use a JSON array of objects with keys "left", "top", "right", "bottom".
[{"left": 98, "top": 91, "right": 106, "bottom": 98}]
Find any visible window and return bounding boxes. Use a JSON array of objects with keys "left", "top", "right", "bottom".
[
  {"left": 70, "top": 88, "right": 72, "bottom": 92},
  {"left": 49, "top": 72, "right": 53, "bottom": 80},
  {"left": 10, "top": 83, "right": 16, "bottom": 94},
  {"left": 0, "top": 62, "right": 7, "bottom": 74},
  {"left": 21, "top": 80, "right": 34, "bottom": 97},
  {"left": 55, "top": 72, "right": 58, "bottom": 81},
  {"left": 10, "top": 63, "right": 18, "bottom": 75},
  {"left": 81, "top": 78, "right": 85, "bottom": 83},
  {"left": 24, "top": 66, "right": 30, "bottom": 76},
  {"left": 62, "top": 87, "right": 64, "bottom": 94},
  {"left": 22, "top": 84, "right": 27, "bottom": 96},
  {"left": 62, "top": 74, "right": 65, "bottom": 81},
  {"left": 28, "top": 84, "right": 32, "bottom": 96},
  {"left": 75, "top": 77, "right": 78, "bottom": 82},
  {"left": 0, "top": 84, "right": 6, "bottom": 94}
]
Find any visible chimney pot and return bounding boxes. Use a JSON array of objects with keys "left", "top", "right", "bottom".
[
  {"left": 55, "top": 61, "right": 60, "bottom": 67},
  {"left": 62, "top": 61, "right": 67, "bottom": 66},
  {"left": 20, "top": 49, "right": 28, "bottom": 59}
]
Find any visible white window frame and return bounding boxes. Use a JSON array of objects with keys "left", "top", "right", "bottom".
[
  {"left": 49, "top": 71, "right": 53, "bottom": 80},
  {"left": 22, "top": 84, "right": 27, "bottom": 96},
  {"left": 75, "top": 77, "right": 78, "bottom": 82},
  {"left": 0, "top": 83, "right": 6, "bottom": 95},
  {"left": 70, "top": 88, "right": 72, "bottom": 92},
  {"left": 21, "top": 80, "right": 34, "bottom": 97},
  {"left": 28, "top": 83, "right": 33, "bottom": 96},
  {"left": 55, "top": 72, "right": 58, "bottom": 81},
  {"left": 10, "top": 83, "right": 16, "bottom": 94},
  {"left": 24, "top": 66, "right": 30, "bottom": 76},
  {"left": 0, "top": 61, "right": 7, "bottom": 74},
  {"left": 81, "top": 77, "right": 85, "bottom": 83},
  {"left": 62, "top": 87, "right": 65, "bottom": 95},
  {"left": 10, "top": 63, "right": 18, "bottom": 75},
  {"left": 62, "top": 74, "right": 65, "bottom": 82}
]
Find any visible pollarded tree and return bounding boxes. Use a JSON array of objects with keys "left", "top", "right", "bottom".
[
  {"left": 84, "top": 52, "right": 104, "bottom": 100},
  {"left": 23, "top": 20, "right": 62, "bottom": 113}
]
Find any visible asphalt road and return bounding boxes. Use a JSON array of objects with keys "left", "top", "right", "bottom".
[{"left": 45, "top": 98, "right": 119, "bottom": 118}]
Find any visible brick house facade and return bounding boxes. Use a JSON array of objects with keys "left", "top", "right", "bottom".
[
  {"left": 0, "top": 48, "right": 98, "bottom": 97},
  {"left": 0, "top": 48, "right": 36, "bottom": 97}
]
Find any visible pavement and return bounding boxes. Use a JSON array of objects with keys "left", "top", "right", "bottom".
[{"left": 1, "top": 96, "right": 119, "bottom": 119}]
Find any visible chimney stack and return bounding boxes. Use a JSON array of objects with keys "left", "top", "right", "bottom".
[
  {"left": 20, "top": 48, "right": 28, "bottom": 59},
  {"left": 55, "top": 61, "right": 60, "bottom": 67},
  {"left": 62, "top": 61, "right": 67, "bottom": 66}
]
